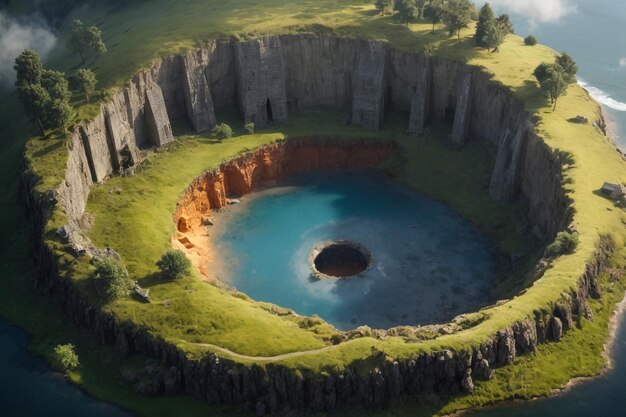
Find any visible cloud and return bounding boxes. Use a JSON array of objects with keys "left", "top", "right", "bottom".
[
  {"left": 620, "top": 58, "right": 626, "bottom": 68},
  {"left": 0, "top": 12, "right": 57, "bottom": 86},
  {"left": 487, "top": 0, "right": 577, "bottom": 27}
]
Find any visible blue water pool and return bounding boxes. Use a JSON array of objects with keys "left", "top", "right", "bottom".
[{"left": 211, "top": 171, "right": 496, "bottom": 330}]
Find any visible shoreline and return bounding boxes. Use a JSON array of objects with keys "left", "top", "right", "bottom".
[{"left": 446, "top": 290, "right": 626, "bottom": 417}]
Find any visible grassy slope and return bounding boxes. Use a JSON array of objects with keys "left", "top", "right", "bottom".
[{"left": 1, "top": 0, "right": 625, "bottom": 415}]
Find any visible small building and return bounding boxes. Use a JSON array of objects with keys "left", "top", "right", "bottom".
[{"left": 601, "top": 182, "right": 626, "bottom": 201}]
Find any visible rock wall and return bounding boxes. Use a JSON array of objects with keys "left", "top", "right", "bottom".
[
  {"left": 174, "top": 137, "right": 396, "bottom": 231},
  {"left": 54, "top": 34, "right": 571, "bottom": 242},
  {"left": 20, "top": 33, "right": 590, "bottom": 414}
]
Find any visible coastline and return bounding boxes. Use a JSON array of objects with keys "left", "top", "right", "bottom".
[{"left": 446, "top": 290, "right": 626, "bottom": 417}]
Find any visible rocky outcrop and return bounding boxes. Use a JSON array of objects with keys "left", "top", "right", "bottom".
[
  {"left": 352, "top": 41, "right": 387, "bottom": 130},
  {"left": 145, "top": 85, "right": 174, "bottom": 146},
  {"left": 235, "top": 35, "right": 288, "bottom": 126},
  {"left": 450, "top": 73, "right": 472, "bottom": 145},
  {"left": 489, "top": 122, "right": 529, "bottom": 202},
  {"left": 182, "top": 50, "right": 216, "bottom": 132},
  {"left": 408, "top": 55, "right": 431, "bottom": 135}
]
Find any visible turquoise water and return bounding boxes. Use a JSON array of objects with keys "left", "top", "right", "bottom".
[{"left": 213, "top": 171, "right": 495, "bottom": 330}]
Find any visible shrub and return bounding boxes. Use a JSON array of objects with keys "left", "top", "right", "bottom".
[
  {"left": 545, "top": 231, "right": 579, "bottom": 258},
  {"left": 524, "top": 35, "right": 537, "bottom": 46},
  {"left": 53, "top": 344, "right": 79, "bottom": 371},
  {"left": 157, "top": 250, "right": 192, "bottom": 280},
  {"left": 244, "top": 122, "right": 255, "bottom": 134},
  {"left": 214, "top": 123, "right": 233, "bottom": 141},
  {"left": 94, "top": 257, "right": 133, "bottom": 299}
]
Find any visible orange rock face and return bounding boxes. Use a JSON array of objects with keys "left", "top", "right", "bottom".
[{"left": 174, "top": 137, "right": 396, "bottom": 233}]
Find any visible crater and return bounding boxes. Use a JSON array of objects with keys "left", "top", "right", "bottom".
[{"left": 310, "top": 240, "right": 372, "bottom": 279}]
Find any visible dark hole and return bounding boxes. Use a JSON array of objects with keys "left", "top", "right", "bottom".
[
  {"left": 445, "top": 107, "right": 456, "bottom": 126},
  {"left": 314, "top": 243, "right": 369, "bottom": 277},
  {"left": 120, "top": 145, "right": 134, "bottom": 170},
  {"left": 266, "top": 98, "right": 274, "bottom": 123}
]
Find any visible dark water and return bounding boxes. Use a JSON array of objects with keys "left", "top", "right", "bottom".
[
  {"left": 0, "top": 321, "right": 131, "bottom": 417},
  {"left": 214, "top": 172, "right": 495, "bottom": 330}
]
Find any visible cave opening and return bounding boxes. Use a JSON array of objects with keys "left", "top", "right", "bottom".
[{"left": 266, "top": 98, "right": 274, "bottom": 123}]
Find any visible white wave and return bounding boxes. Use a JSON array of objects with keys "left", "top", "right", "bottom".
[{"left": 578, "top": 79, "right": 626, "bottom": 112}]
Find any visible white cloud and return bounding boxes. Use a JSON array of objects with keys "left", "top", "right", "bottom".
[
  {"left": 0, "top": 12, "right": 57, "bottom": 85},
  {"left": 620, "top": 58, "right": 626, "bottom": 68},
  {"left": 487, "top": 0, "right": 577, "bottom": 27}
]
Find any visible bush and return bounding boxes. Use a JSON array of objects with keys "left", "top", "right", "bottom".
[
  {"left": 244, "top": 122, "right": 255, "bottom": 134},
  {"left": 94, "top": 257, "right": 133, "bottom": 299},
  {"left": 524, "top": 35, "right": 537, "bottom": 46},
  {"left": 53, "top": 344, "right": 79, "bottom": 371},
  {"left": 545, "top": 231, "right": 579, "bottom": 258},
  {"left": 214, "top": 123, "right": 233, "bottom": 140},
  {"left": 157, "top": 250, "right": 192, "bottom": 280}
]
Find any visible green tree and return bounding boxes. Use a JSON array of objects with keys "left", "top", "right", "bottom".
[
  {"left": 496, "top": 14, "right": 514, "bottom": 35},
  {"left": 75, "top": 68, "right": 97, "bottom": 102},
  {"left": 46, "top": 99, "right": 73, "bottom": 132},
  {"left": 524, "top": 35, "right": 537, "bottom": 46},
  {"left": 17, "top": 83, "right": 50, "bottom": 135},
  {"left": 443, "top": 0, "right": 475, "bottom": 39},
  {"left": 536, "top": 64, "right": 568, "bottom": 110},
  {"left": 13, "top": 49, "right": 43, "bottom": 87},
  {"left": 244, "top": 122, "right": 255, "bottom": 134},
  {"left": 214, "top": 123, "right": 233, "bottom": 141},
  {"left": 41, "top": 70, "right": 71, "bottom": 102},
  {"left": 94, "top": 257, "right": 133, "bottom": 300},
  {"left": 424, "top": 0, "right": 445, "bottom": 32},
  {"left": 394, "top": 0, "right": 418, "bottom": 25},
  {"left": 533, "top": 62, "right": 551, "bottom": 83},
  {"left": 67, "top": 19, "right": 107, "bottom": 63},
  {"left": 555, "top": 52, "right": 578, "bottom": 83},
  {"left": 157, "top": 250, "right": 192, "bottom": 280},
  {"left": 545, "top": 231, "right": 579, "bottom": 258},
  {"left": 375, "top": 0, "right": 391, "bottom": 14},
  {"left": 53, "top": 344, "right": 79, "bottom": 372},
  {"left": 474, "top": 2, "right": 495, "bottom": 47}
]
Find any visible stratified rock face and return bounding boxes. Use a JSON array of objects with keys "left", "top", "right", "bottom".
[
  {"left": 145, "top": 85, "right": 174, "bottom": 146},
  {"left": 182, "top": 50, "right": 216, "bottom": 132},
  {"left": 451, "top": 73, "right": 472, "bottom": 145},
  {"left": 234, "top": 36, "right": 288, "bottom": 126},
  {"left": 78, "top": 113, "right": 111, "bottom": 183},
  {"left": 352, "top": 41, "right": 387, "bottom": 130},
  {"left": 489, "top": 123, "right": 529, "bottom": 201},
  {"left": 408, "top": 55, "right": 431, "bottom": 135},
  {"left": 104, "top": 93, "right": 141, "bottom": 172}
]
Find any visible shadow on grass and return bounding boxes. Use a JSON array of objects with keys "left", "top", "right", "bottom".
[{"left": 30, "top": 138, "right": 64, "bottom": 158}]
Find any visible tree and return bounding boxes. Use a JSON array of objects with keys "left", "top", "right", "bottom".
[
  {"left": 214, "top": 123, "right": 233, "bottom": 141},
  {"left": 533, "top": 62, "right": 551, "bottom": 83},
  {"left": 475, "top": 2, "right": 495, "bottom": 47},
  {"left": 41, "top": 70, "right": 71, "bottom": 102},
  {"left": 545, "top": 231, "right": 579, "bottom": 258},
  {"left": 536, "top": 64, "right": 568, "bottom": 110},
  {"left": 524, "top": 35, "right": 537, "bottom": 46},
  {"left": 13, "top": 49, "right": 43, "bottom": 87},
  {"left": 46, "top": 99, "right": 73, "bottom": 132},
  {"left": 94, "top": 257, "right": 133, "bottom": 300},
  {"left": 53, "top": 344, "right": 79, "bottom": 372},
  {"left": 375, "top": 0, "right": 391, "bottom": 15},
  {"left": 244, "top": 122, "right": 255, "bottom": 134},
  {"left": 496, "top": 14, "right": 514, "bottom": 35},
  {"left": 67, "top": 19, "right": 107, "bottom": 63},
  {"left": 443, "top": 0, "right": 474, "bottom": 39},
  {"left": 424, "top": 0, "right": 445, "bottom": 32},
  {"left": 555, "top": 52, "right": 578, "bottom": 83},
  {"left": 157, "top": 250, "right": 192, "bottom": 280},
  {"left": 394, "top": 0, "right": 418, "bottom": 25},
  {"left": 17, "top": 84, "right": 50, "bottom": 135},
  {"left": 75, "top": 68, "right": 97, "bottom": 102}
]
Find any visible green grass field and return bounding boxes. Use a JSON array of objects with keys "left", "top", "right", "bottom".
[{"left": 1, "top": 0, "right": 626, "bottom": 415}]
